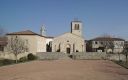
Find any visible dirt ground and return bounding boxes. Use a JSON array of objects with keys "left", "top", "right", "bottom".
[{"left": 0, "top": 60, "right": 128, "bottom": 80}]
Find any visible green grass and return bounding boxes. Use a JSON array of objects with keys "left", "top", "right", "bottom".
[
  {"left": 0, "top": 54, "right": 37, "bottom": 67},
  {"left": 0, "top": 59, "right": 15, "bottom": 67}
]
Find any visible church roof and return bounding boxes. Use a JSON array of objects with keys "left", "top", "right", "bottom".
[
  {"left": 6, "top": 30, "right": 54, "bottom": 38},
  {"left": 54, "top": 32, "right": 84, "bottom": 40},
  {"left": 7, "top": 30, "right": 39, "bottom": 35}
]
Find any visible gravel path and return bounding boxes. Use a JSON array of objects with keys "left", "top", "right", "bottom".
[{"left": 0, "top": 60, "right": 128, "bottom": 80}]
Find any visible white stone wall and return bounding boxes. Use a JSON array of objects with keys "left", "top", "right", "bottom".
[
  {"left": 46, "top": 38, "right": 53, "bottom": 44},
  {"left": 113, "top": 41, "right": 124, "bottom": 53},
  {"left": 52, "top": 33, "right": 85, "bottom": 53},
  {"left": 71, "top": 21, "right": 82, "bottom": 37},
  {"left": 36, "top": 36, "right": 46, "bottom": 52},
  {"left": 92, "top": 40, "right": 124, "bottom": 53},
  {"left": 0, "top": 52, "right": 29, "bottom": 60},
  {"left": 6, "top": 35, "right": 46, "bottom": 55}
]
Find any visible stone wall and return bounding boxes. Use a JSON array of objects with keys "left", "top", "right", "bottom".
[
  {"left": 1, "top": 51, "right": 126, "bottom": 61},
  {"left": 36, "top": 52, "right": 67, "bottom": 60},
  {"left": 0, "top": 52, "right": 29, "bottom": 60},
  {"left": 52, "top": 33, "right": 85, "bottom": 53},
  {"left": 36, "top": 52, "right": 107, "bottom": 60},
  {"left": 37, "top": 52, "right": 126, "bottom": 61},
  {"left": 107, "top": 54, "right": 125, "bottom": 61},
  {"left": 72, "top": 52, "right": 107, "bottom": 60}
]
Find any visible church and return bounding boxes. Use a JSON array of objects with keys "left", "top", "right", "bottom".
[
  {"left": 0, "top": 20, "right": 86, "bottom": 60},
  {"left": 52, "top": 20, "right": 86, "bottom": 54}
]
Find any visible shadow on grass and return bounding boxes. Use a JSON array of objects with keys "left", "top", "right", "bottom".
[{"left": 113, "top": 60, "right": 128, "bottom": 69}]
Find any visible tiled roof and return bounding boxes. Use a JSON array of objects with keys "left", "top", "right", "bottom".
[
  {"left": 6, "top": 30, "right": 54, "bottom": 38},
  {"left": 90, "top": 37, "right": 125, "bottom": 41},
  {"left": 6, "top": 30, "right": 39, "bottom": 35}
]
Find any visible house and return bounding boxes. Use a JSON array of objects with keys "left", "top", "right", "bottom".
[
  {"left": 0, "top": 37, "right": 7, "bottom": 52},
  {"left": 6, "top": 29, "right": 53, "bottom": 54},
  {"left": 86, "top": 37, "right": 125, "bottom": 53}
]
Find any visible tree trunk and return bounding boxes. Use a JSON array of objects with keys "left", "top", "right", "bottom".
[
  {"left": 118, "top": 53, "right": 120, "bottom": 61},
  {"left": 126, "top": 53, "right": 128, "bottom": 64},
  {"left": 15, "top": 55, "right": 18, "bottom": 63}
]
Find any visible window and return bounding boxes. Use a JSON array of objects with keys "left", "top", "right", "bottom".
[
  {"left": 95, "top": 41, "right": 98, "bottom": 44},
  {"left": 121, "top": 42, "right": 124, "bottom": 46},
  {"left": 0, "top": 45, "right": 4, "bottom": 51},
  {"left": 74, "top": 24, "right": 79, "bottom": 30},
  {"left": 101, "top": 42, "right": 103, "bottom": 44}
]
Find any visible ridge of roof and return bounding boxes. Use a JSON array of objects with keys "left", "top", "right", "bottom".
[
  {"left": 6, "top": 30, "right": 54, "bottom": 38},
  {"left": 6, "top": 30, "right": 38, "bottom": 35},
  {"left": 90, "top": 37, "right": 125, "bottom": 41}
]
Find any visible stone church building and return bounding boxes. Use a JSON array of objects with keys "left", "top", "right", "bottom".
[{"left": 52, "top": 20, "right": 86, "bottom": 54}]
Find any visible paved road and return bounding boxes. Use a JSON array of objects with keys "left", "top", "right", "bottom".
[{"left": 0, "top": 60, "right": 128, "bottom": 80}]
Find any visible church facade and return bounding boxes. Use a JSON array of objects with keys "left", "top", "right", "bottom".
[{"left": 52, "top": 20, "right": 86, "bottom": 54}]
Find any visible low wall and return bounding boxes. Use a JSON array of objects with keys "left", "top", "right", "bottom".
[
  {"left": 36, "top": 52, "right": 67, "bottom": 60},
  {"left": 1, "top": 51, "right": 126, "bottom": 61},
  {"left": 72, "top": 52, "right": 126, "bottom": 61},
  {"left": 0, "top": 52, "right": 29, "bottom": 60},
  {"left": 72, "top": 52, "right": 107, "bottom": 60},
  {"left": 107, "top": 54, "right": 125, "bottom": 61},
  {"left": 36, "top": 52, "right": 107, "bottom": 60}
]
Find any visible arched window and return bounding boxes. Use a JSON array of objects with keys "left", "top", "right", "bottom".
[{"left": 57, "top": 43, "right": 61, "bottom": 52}]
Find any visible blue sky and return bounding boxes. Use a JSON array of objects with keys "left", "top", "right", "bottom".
[{"left": 0, "top": 0, "right": 128, "bottom": 40}]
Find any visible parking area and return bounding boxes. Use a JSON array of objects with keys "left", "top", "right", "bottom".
[{"left": 0, "top": 60, "right": 128, "bottom": 80}]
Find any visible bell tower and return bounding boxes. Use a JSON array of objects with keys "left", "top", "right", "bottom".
[
  {"left": 40, "top": 25, "right": 46, "bottom": 36},
  {"left": 71, "top": 20, "right": 83, "bottom": 37}
]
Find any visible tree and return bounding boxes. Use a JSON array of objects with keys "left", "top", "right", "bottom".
[
  {"left": 123, "top": 44, "right": 128, "bottom": 63},
  {"left": 100, "top": 35, "right": 114, "bottom": 53},
  {"left": 6, "top": 36, "right": 28, "bottom": 63}
]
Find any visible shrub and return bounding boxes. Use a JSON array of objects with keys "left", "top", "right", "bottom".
[
  {"left": 0, "top": 60, "right": 3, "bottom": 66},
  {"left": 19, "top": 57, "right": 27, "bottom": 62},
  {"left": 27, "top": 53, "right": 37, "bottom": 60},
  {"left": 2, "top": 59, "right": 14, "bottom": 65},
  {"left": 69, "top": 55, "right": 73, "bottom": 58}
]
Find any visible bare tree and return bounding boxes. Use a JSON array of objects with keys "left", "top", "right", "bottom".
[
  {"left": 6, "top": 36, "right": 28, "bottom": 63},
  {"left": 123, "top": 42, "right": 128, "bottom": 63},
  {"left": 123, "top": 48, "right": 128, "bottom": 63},
  {"left": 100, "top": 35, "right": 114, "bottom": 53},
  {"left": 104, "top": 40, "right": 114, "bottom": 53},
  {"left": 96, "top": 35, "right": 115, "bottom": 60}
]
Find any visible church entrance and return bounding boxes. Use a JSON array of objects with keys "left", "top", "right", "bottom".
[
  {"left": 66, "top": 48, "right": 70, "bottom": 54},
  {"left": 66, "top": 44, "right": 71, "bottom": 54}
]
